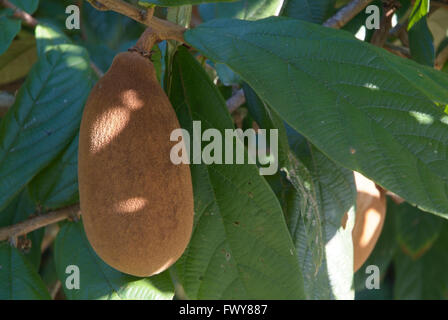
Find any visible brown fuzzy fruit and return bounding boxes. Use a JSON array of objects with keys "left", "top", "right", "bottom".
[
  {"left": 342, "top": 172, "right": 387, "bottom": 272},
  {"left": 78, "top": 51, "right": 194, "bottom": 277}
]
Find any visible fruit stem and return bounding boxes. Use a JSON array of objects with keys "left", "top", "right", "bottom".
[{"left": 134, "top": 27, "right": 162, "bottom": 54}]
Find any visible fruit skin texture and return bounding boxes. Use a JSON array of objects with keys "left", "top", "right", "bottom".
[
  {"left": 343, "top": 172, "right": 387, "bottom": 273},
  {"left": 78, "top": 51, "right": 194, "bottom": 277}
]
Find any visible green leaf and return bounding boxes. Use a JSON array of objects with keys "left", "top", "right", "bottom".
[
  {"left": 285, "top": 138, "right": 356, "bottom": 299},
  {"left": 394, "top": 223, "right": 448, "bottom": 299},
  {"left": 243, "top": 83, "right": 356, "bottom": 299},
  {"left": 0, "top": 10, "right": 21, "bottom": 56},
  {"left": 10, "top": 0, "right": 39, "bottom": 15},
  {"left": 0, "top": 1, "right": 39, "bottom": 55},
  {"left": 151, "top": 43, "right": 163, "bottom": 83},
  {"left": 199, "top": 0, "right": 283, "bottom": 21},
  {"left": 0, "top": 30, "right": 37, "bottom": 86},
  {"left": 170, "top": 46, "right": 305, "bottom": 299},
  {"left": 214, "top": 62, "right": 241, "bottom": 86},
  {"left": 243, "top": 84, "right": 325, "bottom": 288},
  {"left": 199, "top": 0, "right": 283, "bottom": 85},
  {"left": 281, "top": 0, "right": 336, "bottom": 24},
  {"left": 34, "top": 0, "right": 73, "bottom": 30},
  {"left": 407, "top": 0, "right": 429, "bottom": 31},
  {"left": 28, "top": 133, "right": 79, "bottom": 210},
  {"left": 0, "top": 243, "right": 50, "bottom": 300},
  {"left": 408, "top": 17, "right": 435, "bottom": 66},
  {"left": 54, "top": 220, "right": 175, "bottom": 300},
  {"left": 164, "top": 6, "right": 192, "bottom": 96},
  {"left": 35, "top": 23, "right": 71, "bottom": 56},
  {"left": 354, "top": 198, "right": 397, "bottom": 291},
  {"left": 394, "top": 201, "right": 443, "bottom": 259},
  {"left": 0, "top": 40, "right": 94, "bottom": 211},
  {"left": 0, "top": 189, "right": 43, "bottom": 270},
  {"left": 82, "top": 2, "right": 143, "bottom": 49},
  {"left": 185, "top": 17, "right": 448, "bottom": 217},
  {"left": 242, "top": 83, "right": 289, "bottom": 168},
  {"left": 139, "top": 0, "right": 234, "bottom": 6}
]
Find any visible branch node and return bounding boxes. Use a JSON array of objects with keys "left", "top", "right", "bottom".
[{"left": 67, "top": 208, "right": 81, "bottom": 222}]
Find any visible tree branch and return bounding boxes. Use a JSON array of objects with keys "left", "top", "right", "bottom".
[
  {"left": 0, "top": 0, "right": 38, "bottom": 27},
  {"left": 86, "top": 0, "right": 186, "bottom": 43},
  {"left": 323, "top": 0, "right": 374, "bottom": 29},
  {"left": 0, "top": 205, "right": 80, "bottom": 242},
  {"left": 370, "top": 2, "right": 398, "bottom": 47}
]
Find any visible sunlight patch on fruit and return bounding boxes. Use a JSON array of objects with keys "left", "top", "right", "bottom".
[
  {"left": 114, "top": 197, "right": 149, "bottom": 214},
  {"left": 120, "top": 89, "right": 144, "bottom": 110},
  {"left": 90, "top": 107, "right": 130, "bottom": 153},
  {"left": 359, "top": 209, "right": 382, "bottom": 247}
]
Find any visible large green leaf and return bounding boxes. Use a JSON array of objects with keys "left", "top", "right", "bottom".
[
  {"left": 0, "top": 26, "right": 94, "bottom": 211},
  {"left": 0, "top": 30, "right": 37, "bottom": 86},
  {"left": 243, "top": 83, "right": 356, "bottom": 299},
  {"left": 244, "top": 84, "right": 321, "bottom": 266},
  {"left": 0, "top": 9, "right": 21, "bottom": 56},
  {"left": 0, "top": 0, "right": 39, "bottom": 55},
  {"left": 408, "top": 17, "right": 435, "bottom": 66},
  {"left": 35, "top": 23, "right": 71, "bottom": 56},
  {"left": 281, "top": 0, "right": 336, "bottom": 24},
  {"left": 185, "top": 17, "right": 448, "bottom": 217},
  {"left": 394, "top": 222, "right": 448, "bottom": 299},
  {"left": 164, "top": 6, "right": 192, "bottom": 93},
  {"left": 199, "top": 0, "right": 283, "bottom": 21},
  {"left": 199, "top": 0, "right": 283, "bottom": 86},
  {"left": 286, "top": 133, "right": 356, "bottom": 299},
  {"left": 54, "top": 220, "right": 174, "bottom": 300},
  {"left": 0, "top": 243, "right": 50, "bottom": 300},
  {"left": 171, "top": 46, "right": 305, "bottom": 299},
  {"left": 394, "top": 201, "right": 443, "bottom": 259},
  {"left": 242, "top": 83, "right": 289, "bottom": 168},
  {"left": 243, "top": 84, "right": 330, "bottom": 296},
  {"left": 28, "top": 133, "right": 79, "bottom": 210},
  {"left": 0, "top": 189, "right": 43, "bottom": 270}
]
